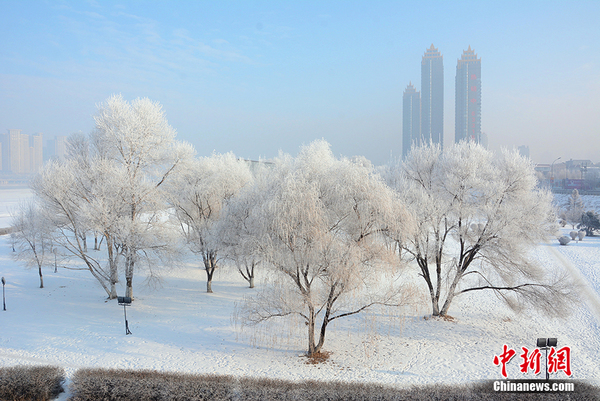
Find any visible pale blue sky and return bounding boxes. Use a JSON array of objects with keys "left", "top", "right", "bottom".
[{"left": 1, "top": 0, "right": 599, "bottom": 164}]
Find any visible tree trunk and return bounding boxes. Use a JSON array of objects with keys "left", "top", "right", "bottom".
[
  {"left": 38, "top": 266, "right": 44, "bottom": 289},
  {"left": 110, "top": 283, "right": 117, "bottom": 299},
  {"left": 125, "top": 276, "right": 133, "bottom": 299},
  {"left": 439, "top": 293, "right": 455, "bottom": 316},
  {"left": 248, "top": 262, "right": 255, "bottom": 288},
  {"left": 307, "top": 305, "right": 317, "bottom": 356},
  {"left": 439, "top": 270, "right": 464, "bottom": 316},
  {"left": 125, "top": 249, "right": 135, "bottom": 300},
  {"left": 315, "top": 316, "right": 329, "bottom": 355},
  {"left": 206, "top": 270, "right": 213, "bottom": 293},
  {"left": 417, "top": 257, "right": 440, "bottom": 316},
  {"left": 107, "top": 236, "right": 119, "bottom": 299},
  {"left": 82, "top": 257, "right": 112, "bottom": 297},
  {"left": 237, "top": 262, "right": 256, "bottom": 288},
  {"left": 203, "top": 250, "right": 217, "bottom": 293},
  {"left": 435, "top": 262, "right": 442, "bottom": 313},
  {"left": 429, "top": 288, "right": 440, "bottom": 316},
  {"left": 439, "top": 243, "right": 478, "bottom": 316},
  {"left": 313, "top": 284, "right": 338, "bottom": 354}
]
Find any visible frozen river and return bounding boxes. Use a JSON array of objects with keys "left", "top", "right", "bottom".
[{"left": 0, "top": 186, "right": 33, "bottom": 228}]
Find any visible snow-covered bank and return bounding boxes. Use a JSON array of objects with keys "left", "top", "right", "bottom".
[{"left": 0, "top": 187, "right": 32, "bottom": 229}]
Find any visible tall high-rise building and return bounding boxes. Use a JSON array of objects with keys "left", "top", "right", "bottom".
[
  {"left": 402, "top": 82, "right": 421, "bottom": 159},
  {"left": 0, "top": 129, "right": 44, "bottom": 174},
  {"left": 0, "top": 133, "right": 8, "bottom": 172},
  {"left": 32, "top": 133, "right": 43, "bottom": 172},
  {"left": 7, "top": 129, "right": 24, "bottom": 173},
  {"left": 55, "top": 135, "right": 67, "bottom": 159},
  {"left": 421, "top": 44, "right": 444, "bottom": 149},
  {"left": 455, "top": 46, "right": 481, "bottom": 143}
]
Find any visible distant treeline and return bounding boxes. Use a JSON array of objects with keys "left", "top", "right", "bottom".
[{"left": 0, "top": 226, "right": 14, "bottom": 235}]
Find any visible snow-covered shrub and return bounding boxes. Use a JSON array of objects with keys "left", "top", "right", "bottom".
[
  {"left": 0, "top": 365, "right": 65, "bottom": 401},
  {"left": 579, "top": 210, "right": 600, "bottom": 236},
  {"left": 569, "top": 231, "right": 578, "bottom": 240},
  {"left": 558, "top": 236, "right": 571, "bottom": 245},
  {"left": 578, "top": 231, "right": 586, "bottom": 241},
  {"left": 70, "top": 368, "right": 235, "bottom": 401},
  {"left": 68, "top": 367, "right": 600, "bottom": 400}
]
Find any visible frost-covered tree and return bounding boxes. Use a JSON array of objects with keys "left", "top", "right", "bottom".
[
  {"left": 579, "top": 210, "right": 600, "bottom": 236},
  {"left": 66, "top": 133, "right": 93, "bottom": 252},
  {"left": 11, "top": 200, "right": 53, "bottom": 288},
  {"left": 216, "top": 183, "right": 261, "bottom": 288},
  {"left": 384, "top": 142, "right": 571, "bottom": 318},
  {"left": 564, "top": 189, "right": 585, "bottom": 229},
  {"left": 216, "top": 161, "right": 279, "bottom": 288},
  {"left": 32, "top": 95, "right": 193, "bottom": 299},
  {"left": 92, "top": 94, "right": 194, "bottom": 299},
  {"left": 32, "top": 158, "right": 120, "bottom": 298},
  {"left": 168, "top": 153, "right": 252, "bottom": 293},
  {"left": 236, "top": 140, "right": 413, "bottom": 356},
  {"left": 74, "top": 157, "right": 130, "bottom": 299}
]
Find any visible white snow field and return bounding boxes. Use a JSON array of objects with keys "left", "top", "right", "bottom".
[
  {"left": 0, "top": 195, "right": 600, "bottom": 399},
  {"left": 0, "top": 187, "right": 32, "bottom": 228}
]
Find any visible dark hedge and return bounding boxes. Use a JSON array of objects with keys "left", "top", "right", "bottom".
[
  {"left": 0, "top": 365, "right": 65, "bottom": 401},
  {"left": 68, "top": 368, "right": 600, "bottom": 401}
]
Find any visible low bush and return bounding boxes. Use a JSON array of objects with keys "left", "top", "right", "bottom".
[
  {"left": 69, "top": 369, "right": 237, "bottom": 401},
  {"left": 0, "top": 365, "right": 65, "bottom": 401},
  {"left": 68, "top": 368, "right": 600, "bottom": 401}
]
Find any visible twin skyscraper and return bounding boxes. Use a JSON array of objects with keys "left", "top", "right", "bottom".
[{"left": 402, "top": 45, "right": 481, "bottom": 159}]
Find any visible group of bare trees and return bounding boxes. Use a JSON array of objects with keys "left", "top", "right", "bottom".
[
  {"left": 10, "top": 96, "right": 574, "bottom": 356},
  {"left": 14, "top": 95, "right": 197, "bottom": 298}
]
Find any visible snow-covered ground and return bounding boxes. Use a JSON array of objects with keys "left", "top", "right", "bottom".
[{"left": 0, "top": 193, "right": 599, "bottom": 399}]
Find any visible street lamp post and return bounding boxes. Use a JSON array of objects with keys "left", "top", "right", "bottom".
[
  {"left": 2, "top": 277, "right": 6, "bottom": 311},
  {"left": 118, "top": 296, "right": 132, "bottom": 335},
  {"left": 536, "top": 338, "right": 557, "bottom": 380}
]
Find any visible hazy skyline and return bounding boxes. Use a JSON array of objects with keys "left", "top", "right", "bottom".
[{"left": 1, "top": 0, "right": 599, "bottom": 165}]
